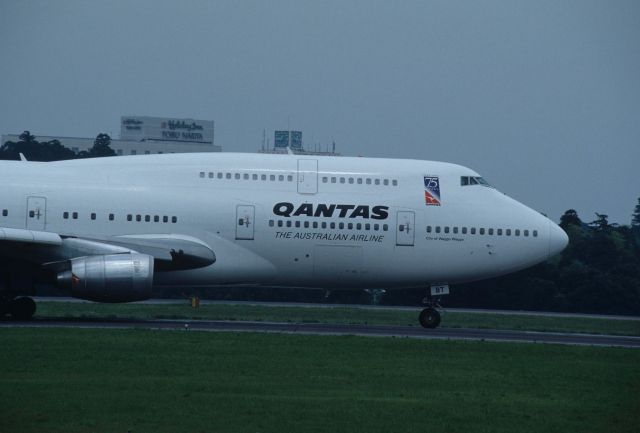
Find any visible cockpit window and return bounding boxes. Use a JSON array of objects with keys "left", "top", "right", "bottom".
[{"left": 461, "top": 176, "right": 491, "bottom": 187}]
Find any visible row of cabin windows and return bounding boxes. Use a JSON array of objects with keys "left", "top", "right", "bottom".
[
  {"left": 426, "top": 226, "right": 538, "bottom": 237},
  {"left": 200, "top": 171, "right": 295, "bottom": 182},
  {"left": 322, "top": 176, "right": 398, "bottom": 186},
  {"left": 1, "top": 209, "right": 7, "bottom": 217},
  {"left": 270, "top": 219, "right": 389, "bottom": 231},
  {"left": 62, "top": 212, "right": 177, "bottom": 223}
]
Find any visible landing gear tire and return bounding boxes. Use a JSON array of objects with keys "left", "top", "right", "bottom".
[
  {"left": 9, "top": 297, "right": 36, "bottom": 320},
  {"left": 419, "top": 307, "right": 441, "bottom": 329}
]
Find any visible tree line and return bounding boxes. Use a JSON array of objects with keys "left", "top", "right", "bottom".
[{"left": 0, "top": 131, "right": 116, "bottom": 161}]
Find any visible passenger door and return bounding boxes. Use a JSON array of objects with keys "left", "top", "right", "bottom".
[
  {"left": 235, "top": 205, "right": 255, "bottom": 240},
  {"left": 396, "top": 211, "right": 415, "bottom": 246},
  {"left": 297, "top": 159, "right": 318, "bottom": 194},
  {"left": 26, "top": 196, "right": 47, "bottom": 231}
]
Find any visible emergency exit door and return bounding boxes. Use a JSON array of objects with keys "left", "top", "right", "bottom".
[
  {"left": 297, "top": 159, "right": 318, "bottom": 194},
  {"left": 236, "top": 205, "right": 255, "bottom": 240},
  {"left": 26, "top": 196, "right": 47, "bottom": 231},
  {"left": 396, "top": 211, "right": 415, "bottom": 246}
]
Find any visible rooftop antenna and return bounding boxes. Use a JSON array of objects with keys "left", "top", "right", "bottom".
[{"left": 262, "top": 129, "right": 266, "bottom": 151}]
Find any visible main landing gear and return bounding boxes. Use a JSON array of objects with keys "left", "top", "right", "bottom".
[
  {"left": 1, "top": 296, "right": 36, "bottom": 320},
  {"left": 418, "top": 284, "right": 449, "bottom": 329}
]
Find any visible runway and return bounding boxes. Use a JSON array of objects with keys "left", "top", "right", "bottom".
[{"left": 3, "top": 317, "right": 640, "bottom": 348}]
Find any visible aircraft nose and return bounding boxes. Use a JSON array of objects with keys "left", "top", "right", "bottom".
[{"left": 548, "top": 221, "right": 569, "bottom": 258}]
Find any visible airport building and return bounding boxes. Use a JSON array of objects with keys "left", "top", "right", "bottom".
[
  {"left": 259, "top": 130, "right": 340, "bottom": 156},
  {"left": 1, "top": 115, "right": 221, "bottom": 155}
]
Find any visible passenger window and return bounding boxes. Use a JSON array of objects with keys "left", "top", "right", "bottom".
[
  {"left": 330, "top": 222, "right": 336, "bottom": 229},
  {"left": 144, "top": 215, "right": 150, "bottom": 222},
  {"left": 321, "top": 222, "right": 327, "bottom": 229},
  {"left": 331, "top": 177, "right": 337, "bottom": 183},
  {"left": 357, "top": 178, "right": 363, "bottom": 184},
  {"left": 72, "top": 212, "right": 78, "bottom": 219},
  {"left": 488, "top": 228, "right": 494, "bottom": 235},
  {"left": 374, "top": 224, "right": 379, "bottom": 231},
  {"left": 91, "top": 213, "right": 96, "bottom": 220},
  {"left": 426, "top": 226, "right": 432, "bottom": 233},
  {"left": 348, "top": 178, "right": 354, "bottom": 184},
  {"left": 533, "top": 230, "right": 538, "bottom": 237},
  {"left": 127, "top": 214, "right": 132, "bottom": 221},
  {"left": 392, "top": 180, "right": 398, "bottom": 186},
  {"left": 287, "top": 175, "right": 293, "bottom": 182},
  {"left": 313, "top": 222, "right": 318, "bottom": 228},
  {"left": 462, "top": 227, "right": 467, "bottom": 234},
  {"left": 479, "top": 228, "right": 485, "bottom": 235},
  {"left": 269, "top": 220, "right": 274, "bottom": 227},
  {"left": 217, "top": 173, "right": 223, "bottom": 179},
  {"left": 244, "top": 174, "right": 249, "bottom": 180},
  {"left": 356, "top": 223, "right": 362, "bottom": 230},
  {"left": 261, "top": 174, "right": 267, "bottom": 181},
  {"left": 270, "top": 175, "right": 275, "bottom": 181},
  {"left": 199, "top": 172, "right": 205, "bottom": 178},
  {"left": 154, "top": 215, "right": 159, "bottom": 222},
  {"left": 365, "top": 223, "right": 370, "bottom": 230},
  {"left": 234, "top": 173, "right": 240, "bottom": 180},
  {"left": 286, "top": 220, "right": 292, "bottom": 227},
  {"left": 444, "top": 227, "right": 450, "bottom": 234},
  {"left": 277, "top": 220, "right": 283, "bottom": 227},
  {"left": 209, "top": 172, "right": 214, "bottom": 178},
  {"left": 339, "top": 222, "right": 344, "bottom": 229},
  {"left": 172, "top": 216, "right": 177, "bottom": 223},
  {"left": 279, "top": 175, "right": 284, "bottom": 181},
  {"left": 383, "top": 179, "right": 389, "bottom": 186},
  {"left": 497, "top": 229, "right": 502, "bottom": 235},
  {"left": 515, "top": 229, "right": 521, "bottom": 236},
  {"left": 366, "top": 179, "right": 372, "bottom": 185},
  {"left": 435, "top": 226, "right": 441, "bottom": 234},
  {"left": 226, "top": 173, "right": 231, "bottom": 179},
  {"left": 136, "top": 215, "right": 142, "bottom": 222},
  {"left": 304, "top": 221, "right": 310, "bottom": 228},
  {"left": 506, "top": 229, "right": 511, "bottom": 236},
  {"left": 109, "top": 214, "right": 114, "bottom": 221},
  {"left": 374, "top": 179, "right": 380, "bottom": 185},
  {"left": 383, "top": 224, "right": 389, "bottom": 231},
  {"left": 322, "top": 177, "right": 328, "bottom": 183},
  {"left": 163, "top": 216, "right": 168, "bottom": 223},
  {"left": 63, "top": 212, "right": 69, "bottom": 219},
  {"left": 340, "top": 177, "right": 345, "bottom": 184},
  {"left": 295, "top": 221, "right": 301, "bottom": 228},
  {"left": 524, "top": 230, "right": 529, "bottom": 237},
  {"left": 470, "top": 228, "right": 476, "bottom": 234},
  {"left": 348, "top": 223, "right": 353, "bottom": 230},
  {"left": 453, "top": 227, "right": 458, "bottom": 234}
]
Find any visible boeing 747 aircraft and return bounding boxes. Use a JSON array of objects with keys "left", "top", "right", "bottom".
[{"left": 0, "top": 153, "right": 568, "bottom": 327}]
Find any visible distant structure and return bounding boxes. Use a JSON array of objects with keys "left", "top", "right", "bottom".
[
  {"left": 259, "top": 130, "right": 340, "bottom": 156},
  {"left": 1, "top": 115, "right": 221, "bottom": 156}
]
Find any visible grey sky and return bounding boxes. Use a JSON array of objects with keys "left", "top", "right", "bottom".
[{"left": 1, "top": 1, "right": 638, "bottom": 224}]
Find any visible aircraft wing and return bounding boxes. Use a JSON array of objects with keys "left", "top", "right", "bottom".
[{"left": 0, "top": 227, "right": 216, "bottom": 271}]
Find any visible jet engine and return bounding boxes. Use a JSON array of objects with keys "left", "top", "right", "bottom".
[{"left": 57, "top": 253, "right": 154, "bottom": 302}]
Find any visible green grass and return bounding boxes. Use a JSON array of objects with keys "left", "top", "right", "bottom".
[
  {"left": 35, "top": 301, "right": 640, "bottom": 336},
  {"left": 1, "top": 328, "right": 638, "bottom": 433}
]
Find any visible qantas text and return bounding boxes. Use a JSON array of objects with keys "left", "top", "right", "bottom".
[{"left": 273, "top": 202, "right": 389, "bottom": 220}]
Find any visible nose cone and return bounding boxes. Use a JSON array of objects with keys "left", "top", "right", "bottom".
[{"left": 548, "top": 221, "right": 569, "bottom": 257}]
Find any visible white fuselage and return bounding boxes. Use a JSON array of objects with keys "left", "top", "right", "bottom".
[{"left": 0, "top": 153, "right": 568, "bottom": 290}]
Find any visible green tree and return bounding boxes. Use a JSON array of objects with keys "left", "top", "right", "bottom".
[
  {"left": 78, "top": 133, "right": 116, "bottom": 158},
  {"left": 0, "top": 131, "right": 74, "bottom": 161},
  {"left": 560, "top": 209, "right": 582, "bottom": 229},
  {"left": 632, "top": 198, "right": 640, "bottom": 228}
]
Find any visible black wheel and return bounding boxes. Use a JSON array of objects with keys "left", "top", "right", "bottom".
[
  {"left": 419, "top": 307, "right": 441, "bottom": 329},
  {"left": 10, "top": 297, "right": 36, "bottom": 320}
]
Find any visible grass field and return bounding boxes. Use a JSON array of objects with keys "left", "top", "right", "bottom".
[
  {"left": 1, "top": 328, "right": 639, "bottom": 433},
  {"left": 35, "top": 301, "right": 640, "bottom": 336}
]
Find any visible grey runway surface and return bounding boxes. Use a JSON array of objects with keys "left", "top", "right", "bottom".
[{"left": 3, "top": 317, "right": 640, "bottom": 348}]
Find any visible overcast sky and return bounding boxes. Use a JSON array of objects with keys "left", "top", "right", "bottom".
[{"left": 0, "top": 1, "right": 638, "bottom": 224}]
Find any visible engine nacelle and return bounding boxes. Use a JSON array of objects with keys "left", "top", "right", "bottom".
[{"left": 57, "top": 253, "right": 154, "bottom": 302}]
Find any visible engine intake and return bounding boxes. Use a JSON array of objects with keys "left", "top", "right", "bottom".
[{"left": 57, "top": 253, "right": 154, "bottom": 302}]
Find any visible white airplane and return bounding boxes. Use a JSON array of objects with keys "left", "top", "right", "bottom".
[{"left": 0, "top": 152, "right": 568, "bottom": 327}]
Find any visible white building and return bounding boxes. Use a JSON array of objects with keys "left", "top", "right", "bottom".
[{"left": 1, "top": 115, "right": 221, "bottom": 156}]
